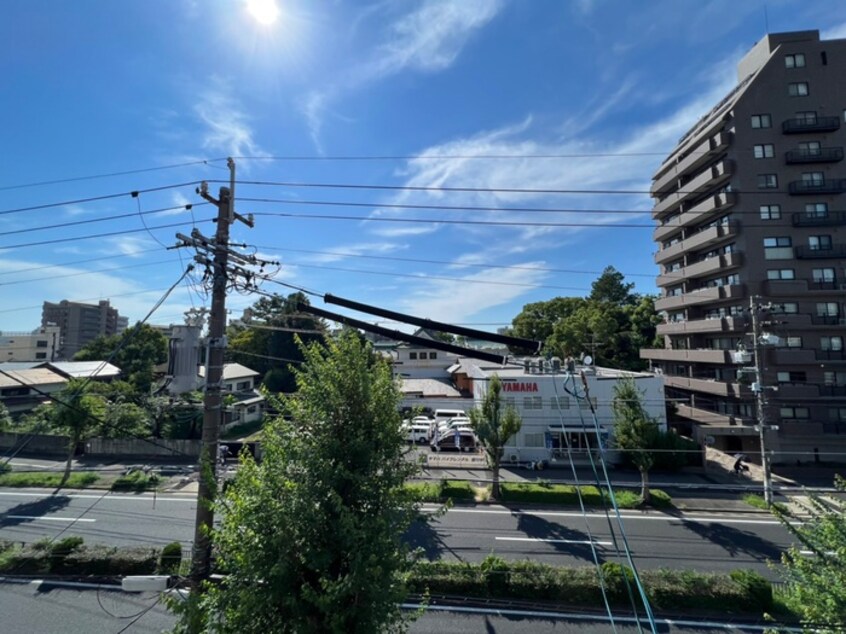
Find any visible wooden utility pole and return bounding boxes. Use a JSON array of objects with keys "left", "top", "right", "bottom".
[{"left": 749, "top": 295, "right": 774, "bottom": 507}]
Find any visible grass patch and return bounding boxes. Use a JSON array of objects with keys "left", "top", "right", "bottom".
[
  {"left": 743, "top": 494, "right": 789, "bottom": 514},
  {"left": 404, "top": 480, "right": 479, "bottom": 503},
  {"left": 0, "top": 471, "right": 99, "bottom": 489},
  {"left": 409, "top": 556, "right": 777, "bottom": 616},
  {"left": 499, "top": 482, "right": 672, "bottom": 509},
  {"left": 110, "top": 470, "right": 160, "bottom": 492}
]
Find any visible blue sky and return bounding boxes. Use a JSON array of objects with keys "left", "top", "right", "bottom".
[{"left": 2, "top": 0, "right": 845, "bottom": 334}]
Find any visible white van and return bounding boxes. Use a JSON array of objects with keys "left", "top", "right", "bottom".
[{"left": 433, "top": 409, "right": 466, "bottom": 422}]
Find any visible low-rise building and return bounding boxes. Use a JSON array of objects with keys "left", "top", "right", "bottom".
[
  {"left": 0, "top": 366, "right": 67, "bottom": 417},
  {"left": 42, "top": 361, "right": 122, "bottom": 382},
  {"left": 0, "top": 326, "right": 60, "bottom": 363},
  {"left": 198, "top": 363, "right": 265, "bottom": 428}
]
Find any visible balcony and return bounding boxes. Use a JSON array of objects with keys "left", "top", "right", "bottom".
[
  {"left": 654, "top": 223, "right": 738, "bottom": 265},
  {"left": 640, "top": 348, "right": 735, "bottom": 364},
  {"left": 675, "top": 404, "right": 757, "bottom": 433},
  {"left": 678, "top": 160, "right": 733, "bottom": 204},
  {"left": 820, "top": 385, "right": 846, "bottom": 397},
  {"left": 810, "top": 314, "right": 843, "bottom": 326},
  {"left": 656, "top": 316, "right": 744, "bottom": 336},
  {"left": 817, "top": 349, "right": 846, "bottom": 362},
  {"left": 792, "top": 211, "right": 846, "bottom": 227},
  {"left": 795, "top": 244, "right": 846, "bottom": 259},
  {"left": 651, "top": 131, "right": 732, "bottom": 195},
  {"left": 652, "top": 192, "right": 736, "bottom": 242},
  {"left": 657, "top": 252, "right": 743, "bottom": 286},
  {"left": 788, "top": 179, "right": 846, "bottom": 195},
  {"left": 654, "top": 284, "right": 745, "bottom": 311},
  {"left": 774, "top": 383, "right": 821, "bottom": 399},
  {"left": 782, "top": 115, "right": 841, "bottom": 134},
  {"left": 663, "top": 375, "right": 744, "bottom": 397},
  {"left": 808, "top": 280, "right": 839, "bottom": 290},
  {"left": 785, "top": 147, "right": 844, "bottom": 164}
]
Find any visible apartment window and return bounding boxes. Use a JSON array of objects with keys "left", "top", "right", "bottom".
[
  {"left": 799, "top": 141, "right": 822, "bottom": 157},
  {"left": 796, "top": 111, "right": 818, "bottom": 124},
  {"left": 36, "top": 340, "right": 48, "bottom": 348},
  {"left": 777, "top": 371, "right": 807, "bottom": 383},
  {"left": 821, "top": 51, "right": 828, "bottom": 65},
  {"left": 780, "top": 407, "right": 810, "bottom": 419},
  {"left": 753, "top": 144, "right": 774, "bottom": 158},
  {"left": 578, "top": 397, "right": 598, "bottom": 410},
  {"left": 706, "top": 337, "right": 742, "bottom": 350},
  {"left": 764, "top": 237, "right": 791, "bottom": 249},
  {"left": 824, "top": 371, "right": 846, "bottom": 386},
  {"left": 816, "top": 302, "right": 840, "bottom": 317},
  {"left": 829, "top": 408, "right": 846, "bottom": 422},
  {"left": 524, "top": 396, "right": 543, "bottom": 410},
  {"left": 759, "top": 204, "right": 781, "bottom": 220},
  {"left": 813, "top": 268, "right": 836, "bottom": 282},
  {"left": 783, "top": 336, "right": 803, "bottom": 348},
  {"left": 35, "top": 352, "right": 47, "bottom": 360},
  {"left": 772, "top": 302, "right": 799, "bottom": 314},
  {"left": 409, "top": 352, "right": 417, "bottom": 360},
  {"left": 809, "top": 235, "right": 832, "bottom": 251},
  {"left": 668, "top": 311, "right": 685, "bottom": 322},
  {"left": 550, "top": 396, "right": 570, "bottom": 410},
  {"left": 757, "top": 174, "right": 778, "bottom": 189},
  {"left": 805, "top": 203, "right": 829, "bottom": 218},
  {"left": 236, "top": 381, "right": 251, "bottom": 391},
  {"left": 821, "top": 336, "right": 844, "bottom": 351},
  {"left": 802, "top": 171, "right": 825, "bottom": 186},
  {"left": 668, "top": 286, "right": 683, "bottom": 297},
  {"left": 788, "top": 82, "right": 809, "bottom": 97},
  {"left": 751, "top": 114, "right": 772, "bottom": 128},
  {"left": 785, "top": 53, "right": 806, "bottom": 68}
]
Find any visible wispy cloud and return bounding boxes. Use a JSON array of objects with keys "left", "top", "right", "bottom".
[
  {"left": 154, "top": 191, "right": 194, "bottom": 217},
  {"left": 822, "top": 20, "right": 846, "bottom": 41},
  {"left": 302, "top": 0, "right": 503, "bottom": 151},
  {"left": 195, "top": 79, "right": 267, "bottom": 158},
  {"left": 63, "top": 204, "right": 88, "bottom": 217},
  {"left": 310, "top": 241, "right": 408, "bottom": 264},
  {"left": 105, "top": 236, "right": 155, "bottom": 258}
]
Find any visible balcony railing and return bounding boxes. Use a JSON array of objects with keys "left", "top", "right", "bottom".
[
  {"left": 788, "top": 179, "right": 846, "bottom": 195},
  {"left": 792, "top": 210, "right": 846, "bottom": 227},
  {"left": 816, "top": 349, "right": 846, "bottom": 361},
  {"left": 820, "top": 385, "right": 846, "bottom": 397},
  {"left": 785, "top": 147, "right": 844, "bottom": 164},
  {"left": 795, "top": 244, "right": 846, "bottom": 259},
  {"left": 810, "top": 314, "right": 843, "bottom": 325},
  {"left": 808, "top": 280, "right": 838, "bottom": 290},
  {"left": 782, "top": 116, "right": 841, "bottom": 134}
]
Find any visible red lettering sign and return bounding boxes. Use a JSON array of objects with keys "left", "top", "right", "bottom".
[{"left": 502, "top": 382, "right": 538, "bottom": 393}]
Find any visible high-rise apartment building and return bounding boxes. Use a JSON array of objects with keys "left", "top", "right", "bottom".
[
  {"left": 41, "top": 299, "right": 123, "bottom": 360},
  {"left": 641, "top": 30, "right": 846, "bottom": 464}
]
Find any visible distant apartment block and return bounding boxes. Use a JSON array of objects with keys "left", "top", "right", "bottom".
[
  {"left": 641, "top": 30, "right": 846, "bottom": 464},
  {"left": 41, "top": 299, "right": 124, "bottom": 360},
  {"left": 0, "top": 326, "right": 60, "bottom": 362}
]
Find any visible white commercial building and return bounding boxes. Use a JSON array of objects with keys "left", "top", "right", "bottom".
[
  {"left": 0, "top": 326, "right": 60, "bottom": 363},
  {"left": 459, "top": 359, "right": 667, "bottom": 465}
]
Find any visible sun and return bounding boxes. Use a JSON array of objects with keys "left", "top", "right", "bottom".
[{"left": 246, "top": 0, "right": 280, "bottom": 26}]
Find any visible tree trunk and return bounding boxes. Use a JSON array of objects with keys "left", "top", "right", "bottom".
[
  {"left": 491, "top": 460, "right": 501, "bottom": 500},
  {"left": 639, "top": 466, "right": 651, "bottom": 505},
  {"left": 60, "top": 439, "right": 74, "bottom": 487}
]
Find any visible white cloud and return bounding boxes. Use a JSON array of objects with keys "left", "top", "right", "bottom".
[
  {"left": 310, "top": 241, "right": 408, "bottom": 264},
  {"left": 195, "top": 79, "right": 267, "bottom": 158},
  {"left": 63, "top": 204, "right": 88, "bottom": 217},
  {"left": 301, "top": 0, "right": 503, "bottom": 151},
  {"left": 105, "top": 236, "right": 156, "bottom": 258},
  {"left": 822, "top": 20, "right": 846, "bottom": 41},
  {"left": 396, "top": 261, "right": 547, "bottom": 323}
]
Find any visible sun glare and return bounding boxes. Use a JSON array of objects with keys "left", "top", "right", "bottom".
[{"left": 246, "top": 0, "right": 280, "bottom": 26}]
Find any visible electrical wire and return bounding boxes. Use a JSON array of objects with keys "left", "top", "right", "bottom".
[
  {"left": 113, "top": 593, "right": 164, "bottom": 634},
  {"left": 0, "top": 181, "right": 201, "bottom": 217},
  {"left": 0, "top": 259, "right": 174, "bottom": 287},
  {"left": 231, "top": 152, "right": 693, "bottom": 161}
]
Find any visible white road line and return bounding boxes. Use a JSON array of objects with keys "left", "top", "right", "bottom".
[
  {"left": 799, "top": 550, "right": 836, "bottom": 556},
  {"left": 495, "top": 536, "right": 612, "bottom": 546},
  {"left": 0, "top": 490, "right": 195, "bottom": 502},
  {"left": 3, "top": 515, "right": 96, "bottom": 523},
  {"left": 420, "top": 505, "right": 786, "bottom": 526}
]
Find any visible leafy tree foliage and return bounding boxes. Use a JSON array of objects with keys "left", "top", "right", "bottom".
[
  {"left": 174, "top": 332, "right": 418, "bottom": 633},
  {"left": 74, "top": 323, "right": 167, "bottom": 393},
  {"left": 226, "top": 292, "right": 326, "bottom": 392},
  {"left": 0, "top": 401, "right": 11, "bottom": 432},
  {"left": 469, "top": 375, "right": 522, "bottom": 500},
  {"left": 49, "top": 379, "right": 105, "bottom": 485},
  {"left": 611, "top": 377, "right": 659, "bottom": 505},
  {"left": 508, "top": 268, "right": 660, "bottom": 370},
  {"left": 774, "top": 476, "right": 846, "bottom": 632}
]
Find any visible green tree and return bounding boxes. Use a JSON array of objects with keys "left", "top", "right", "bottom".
[
  {"left": 227, "top": 292, "right": 326, "bottom": 392},
  {"left": 590, "top": 266, "right": 636, "bottom": 305},
  {"left": 774, "top": 476, "right": 846, "bottom": 632},
  {"left": 174, "top": 332, "right": 419, "bottom": 633},
  {"left": 0, "top": 401, "right": 11, "bottom": 432},
  {"left": 74, "top": 323, "right": 167, "bottom": 393},
  {"left": 611, "top": 377, "right": 659, "bottom": 505},
  {"left": 469, "top": 375, "right": 522, "bottom": 500},
  {"left": 50, "top": 379, "right": 105, "bottom": 485}
]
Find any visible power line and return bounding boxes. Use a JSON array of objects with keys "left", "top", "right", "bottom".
[
  {"left": 0, "top": 259, "right": 174, "bottom": 287},
  {"left": 0, "top": 181, "right": 201, "bottom": 217},
  {"left": 0, "top": 285, "right": 189, "bottom": 315},
  {"left": 232, "top": 152, "right": 685, "bottom": 161}
]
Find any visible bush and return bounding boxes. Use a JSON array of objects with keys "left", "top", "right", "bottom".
[
  {"left": 403, "top": 480, "right": 476, "bottom": 502},
  {"left": 440, "top": 480, "right": 475, "bottom": 501},
  {"left": 729, "top": 569, "right": 773, "bottom": 611},
  {"left": 49, "top": 536, "right": 85, "bottom": 573},
  {"left": 610, "top": 489, "right": 641, "bottom": 508},
  {"left": 111, "top": 470, "right": 160, "bottom": 492},
  {"left": 158, "top": 542, "right": 183, "bottom": 575},
  {"left": 0, "top": 461, "right": 9, "bottom": 476},
  {"left": 500, "top": 482, "right": 604, "bottom": 506},
  {"left": 63, "top": 545, "right": 158, "bottom": 576},
  {"left": 0, "top": 471, "right": 99, "bottom": 488}
]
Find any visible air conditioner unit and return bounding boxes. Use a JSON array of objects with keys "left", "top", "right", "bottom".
[{"left": 508, "top": 454, "right": 519, "bottom": 463}]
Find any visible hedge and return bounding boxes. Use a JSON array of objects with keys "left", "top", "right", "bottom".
[
  {"left": 404, "top": 480, "right": 476, "bottom": 503},
  {"left": 499, "top": 482, "right": 672, "bottom": 509},
  {"left": 0, "top": 540, "right": 158, "bottom": 576},
  {"left": 0, "top": 472, "right": 99, "bottom": 489},
  {"left": 408, "top": 556, "right": 773, "bottom": 614}
]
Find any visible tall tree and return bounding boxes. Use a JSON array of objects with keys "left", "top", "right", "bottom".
[
  {"left": 590, "top": 265, "right": 636, "bottom": 305},
  {"left": 227, "top": 292, "right": 326, "bottom": 392},
  {"left": 174, "top": 332, "right": 419, "bottom": 633},
  {"left": 74, "top": 323, "right": 167, "bottom": 393},
  {"left": 49, "top": 379, "right": 104, "bottom": 485},
  {"left": 611, "top": 377, "right": 659, "bottom": 505},
  {"left": 469, "top": 375, "right": 522, "bottom": 500},
  {"left": 774, "top": 476, "right": 846, "bottom": 632}
]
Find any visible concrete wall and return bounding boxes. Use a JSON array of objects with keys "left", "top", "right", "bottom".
[
  {"left": 84, "top": 438, "right": 201, "bottom": 459},
  {"left": 0, "top": 432, "right": 70, "bottom": 457}
]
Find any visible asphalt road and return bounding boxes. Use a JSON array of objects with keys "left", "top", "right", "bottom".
[
  {"left": 0, "top": 488, "right": 797, "bottom": 577},
  {"left": 0, "top": 582, "right": 794, "bottom": 633}
]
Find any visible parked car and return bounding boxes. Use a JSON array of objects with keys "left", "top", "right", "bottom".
[
  {"left": 435, "top": 417, "right": 471, "bottom": 436},
  {"left": 430, "top": 428, "right": 477, "bottom": 452},
  {"left": 401, "top": 421, "right": 432, "bottom": 444}
]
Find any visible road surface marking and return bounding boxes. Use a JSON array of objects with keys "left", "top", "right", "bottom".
[
  {"left": 421, "top": 505, "right": 786, "bottom": 526},
  {"left": 0, "top": 490, "right": 195, "bottom": 502},
  {"left": 799, "top": 550, "right": 836, "bottom": 556},
  {"left": 495, "top": 536, "right": 612, "bottom": 546},
  {"left": 2, "top": 515, "right": 96, "bottom": 523}
]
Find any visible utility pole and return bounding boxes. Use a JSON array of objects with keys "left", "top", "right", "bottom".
[
  {"left": 174, "top": 158, "right": 256, "bottom": 587},
  {"left": 749, "top": 295, "right": 774, "bottom": 507}
]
